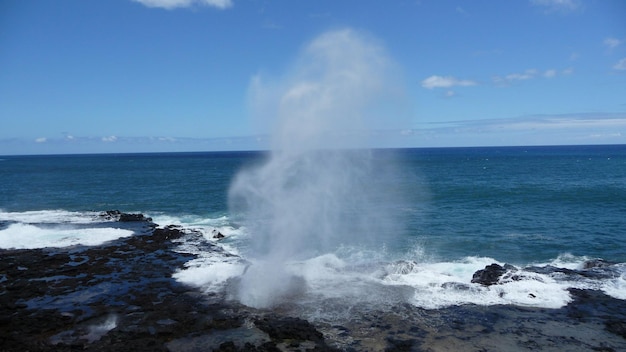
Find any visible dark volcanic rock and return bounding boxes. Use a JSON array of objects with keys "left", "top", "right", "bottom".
[
  {"left": 385, "top": 337, "right": 416, "bottom": 352},
  {"left": 441, "top": 282, "right": 471, "bottom": 290},
  {"left": 606, "top": 320, "right": 626, "bottom": 339},
  {"left": 566, "top": 288, "right": 626, "bottom": 325},
  {"left": 255, "top": 316, "right": 324, "bottom": 342},
  {"left": 471, "top": 263, "right": 507, "bottom": 286},
  {"left": 0, "top": 211, "right": 344, "bottom": 352},
  {"left": 0, "top": 217, "right": 236, "bottom": 351},
  {"left": 119, "top": 213, "right": 152, "bottom": 222},
  {"left": 152, "top": 225, "right": 186, "bottom": 241},
  {"left": 213, "top": 229, "right": 225, "bottom": 239},
  {"left": 583, "top": 258, "right": 615, "bottom": 269},
  {"left": 100, "top": 210, "right": 153, "bottom": 223},
  {"left": 254, "top": 316, "right": 339, "bottom": 351},
  {"left": 525, "top": 263, "right": 619, "bottom": 281}
]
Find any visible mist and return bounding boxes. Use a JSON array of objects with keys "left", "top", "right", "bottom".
[{"left": 228, "top": 28, "right": 409, "bottom": 308}]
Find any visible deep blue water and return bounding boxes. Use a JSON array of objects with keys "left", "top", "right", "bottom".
[
  {"left": 1, "top": 145, "right": 625, "bottom": 264},
  {"left": 399, "top": 145, "right": 626, "bottom": 263}
]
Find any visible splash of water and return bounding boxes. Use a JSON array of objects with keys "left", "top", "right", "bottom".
[{"left": 228, "top": 28, "right": 407, "bottom": 308}]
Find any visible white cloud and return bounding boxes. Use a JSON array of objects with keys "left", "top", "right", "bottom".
[
  {"left": 530, "top": 0, "right": 581, "bottom": 13},
  {"left": 544, "top": 69, "right": 557, "bottom": 78},
  {"left": 421, "top": 75, "right": 476, "bottom": 89},
  {"left": 495, "top": 116, "right": 626, "bottom": 131},
  {"left": 35, "top": 137, "right": 47, "bottom": 143},
  {"left": 158, "top": 136, "right": 177, "bottom": 142},
  {"left": 506, "top": 68, "right": 538, "bottom": 81},
  {"left": 451, "top": 113, "right": 626, "bottom": 131},
  {"left": 398, "top": 113, "right": 626, "bottom": 148},
  {"left": 493, "top": 68, "right": 568, "bottom": 84},
  {"left": 493, "top": 69, "right": 538, "bottom": 84},
  {"left": 604, "top": 37, "right": 622, "bottom": 50},
  {"left": 613, "top": 58, "right": 626, "bottom": 71},
  {"left": 132, "top": 0, "right": 233, "bottom": 10},
  {"left": 102, "top": 136, "right": 118, "bottom": 142}
]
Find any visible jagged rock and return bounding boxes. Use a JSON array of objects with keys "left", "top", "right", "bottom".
[
  {"left": 100, "top": 210, "right": 153, "bottom": 223},
  {"left": 441, "top": 282, "right": 471, "bottom": 291},
  {"left": 606, "top": 320, "right": 626, "bottom": 339},
  {"left": 471, "top": 263, "right": 507, "bottom": 286},
  {"left": 153, "top": 226, "right": 186, "bottom": 241},
  {"left": 254, "top": 316, "right": 324, "bottom": 343},
  {"left": 525, "top": 265, "right": 574, "bottom": 276},
  {"left": 100, "top": 210, "right": 122, "bottom": 220},
  {"left": 385, "top": 337, "right": 416, "bottom": 352},
  {"left": 525, "top": 263, "right": 618, "bottom": 280},
  {"left": 0, "top": 215, "right": 346, "bottom": 352},
  {"left": 119, "top": 213, "right": 152, "bottom": 222},
  {"left": 583, "top": 258, "right": 614, "bottom": 269},
  {"left": 212, "top": 229, "right": 225, "bottom": 239}
]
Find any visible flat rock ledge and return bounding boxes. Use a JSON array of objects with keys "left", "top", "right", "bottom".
[
  {"left": 0, "top": 212, "right": 334, "bottom": 352},
  {"left": 1, "top": 212, "right": 626, "bottom": 351}
]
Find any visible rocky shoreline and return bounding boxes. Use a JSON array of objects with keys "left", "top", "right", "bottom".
[{"left": 1, "top": 212, "right": 625, "bottom": 351}]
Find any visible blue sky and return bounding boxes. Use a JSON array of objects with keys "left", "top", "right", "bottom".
[{"left": 1, "top": 0, "right": 625, "bottom": 154}]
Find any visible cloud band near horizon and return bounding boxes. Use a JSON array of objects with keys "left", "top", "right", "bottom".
[{"left": 132, "top": 0, "right": 233, "bottom": 10}]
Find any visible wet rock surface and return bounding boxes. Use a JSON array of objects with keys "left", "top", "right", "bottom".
[
  {"left": 0, "top": 212, "right": 332, "bottom": 352},
  {"left": 1, "top": 213, "right": 626, "bottom": 351},
  {"left": 470, "top": 263, "right": 508, "bottom": 286}
]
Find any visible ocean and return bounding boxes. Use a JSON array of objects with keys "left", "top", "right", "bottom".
[{"left": 1, "top": 145, "right": 625, "bottom": 315}]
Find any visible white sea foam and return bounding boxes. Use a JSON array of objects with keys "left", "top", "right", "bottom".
[
  {"left": 602, "top": 265, "right": 626, "bottom": 299},
  {"left": 83, "top": 315, "right": 118, "bottom": 343},
  {"left": 171, "top": 226, "right": 626, "bottom": 311},
  {"left": 283, "top": 255, "right": 573, "bottom": 309},
  {"left": 155, "top": 213, "right": 626, "bottom": 311},
  {"left": 166, "top": 213, "right": 250, "bottom": 292},
  {"left": 150, "top": 213, "right": 247, "bottom": 263},
  {"left": 173, "top": 256, "right": 246, "bottom": 292},
  {"left": 150, "top": 213, "right": 231, "bottom": 228},
  {"left": 0, "top": 209, "right": 104, "bottom": 224},
  {"left": 150, "top": 213, "right": 244, "bottom": 242},
  {"left": 0, "top": 223, "right": 134, "bottom": 249},
  {"left": 0, "top": 210, "right": 136, "bottom": 249},
  {"left": 380, "top": 257, "right": 572, "bottom": 309},
  {"left": 544, "top": 252, "right": 593, "bottom": 270}
]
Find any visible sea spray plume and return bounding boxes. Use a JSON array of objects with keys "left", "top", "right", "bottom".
[
  {"left": 229, "top": 28, "right": 407, "bottom": 308},
  {"left": 248, "top": 29, "right": 407, "bottom": 151}
]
